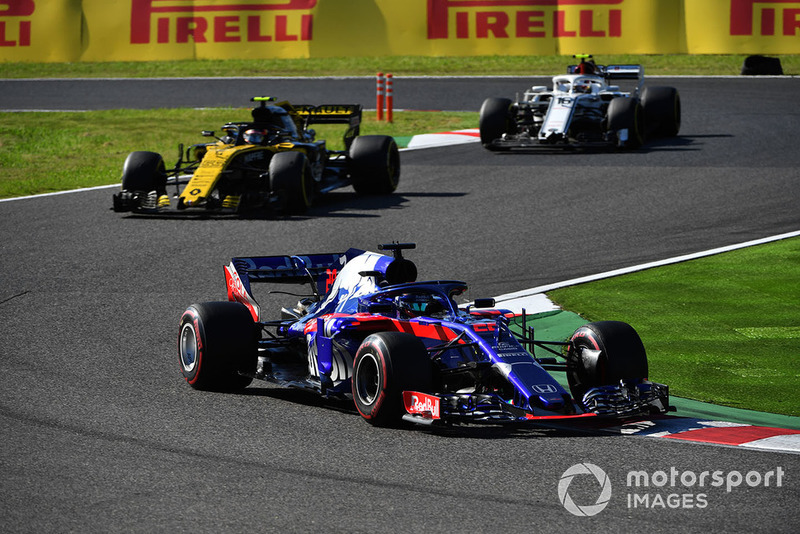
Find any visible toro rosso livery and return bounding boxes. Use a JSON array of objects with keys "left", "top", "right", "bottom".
[
  {"left": 479, "top": 55, "right": 681, "bottom": 151},
  {"left": 178, "top": 243, "right": 670, "bottom": 426},
  {"left": 113, "top": 97, "right": 399, "bottom": 215}
]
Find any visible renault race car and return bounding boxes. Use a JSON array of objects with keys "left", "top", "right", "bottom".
[
  {"left": 112, "top": 97, "right": 400, "bottom": 215},
  {"left": 177, "top": 243, "right": 670, "bottom": 427},
  {"left": 479, "top": 55, "right": 681, "bottom": 151}
]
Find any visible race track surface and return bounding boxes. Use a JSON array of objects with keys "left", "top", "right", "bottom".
[{"left": 1, "top": 77, "right": 799, "bottom": 532}]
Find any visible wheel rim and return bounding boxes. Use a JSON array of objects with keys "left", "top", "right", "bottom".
[
  {"left": 355, "top": 352, "right": 380, "bottom": 406},
  {"left": 179, "top": 322, "right": 198, "bottom": 372}
]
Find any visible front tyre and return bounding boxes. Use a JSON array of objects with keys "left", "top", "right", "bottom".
[
  {"left": 566, "top": 321, "right": 648, "bottom": 405},
  {"left": 479, "top": 97, "right": 513, "bottom": 150},
  {"left": 178, "top": 302, "right": 257, "bottom": 391},
  {"left": 121, "top": 151, "right": 167, "bottom": 195},
  {"left": 269, "top": 151, "right": 314, "bottom": 214},
  {"left": 352, "top": 332, "right": 432, "bottom": 426},
  {"left": 350, "top": 135, "right": 400, "bottom": 194},
  {"left": 606, "top": 97, "right": 644, "bottom": 149}
]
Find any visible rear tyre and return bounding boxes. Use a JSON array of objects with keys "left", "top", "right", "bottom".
[
  {"left": 641, "top": 86, "right": 681, "bottom": 138},
  {"left": 269, "top": 151, "right": 313, "bottom": 214},
  {"left": 121, "top": 151, "right": 167, "bottom": 194},
  {"left": 350, "top": 135, "right": 400, "bottom": 194},
  {"left": 479, "top": 97, "right": 512, "bottom": 150},
  {"left": 606, "top": 97, "right": 644, "bottom": 149},
  {"left": 352, "top": 332, "right": 433, "bottom": 426},
  {"left": 566, "top": 321, "right": 648, "bottom": 405},
  {"left": 178, "top": 302, "right": 257, "bottom": 391}
]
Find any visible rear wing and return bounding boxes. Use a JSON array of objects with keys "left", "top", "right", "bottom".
[
  {"left": 293, "top": 104, "right": 362, "bottom": 148},
  {"left": 224, "top": 249, "right": 366, "bottom": 321},
  {"left": 603, "top": 65, "right": 643, "bottom": 81}
]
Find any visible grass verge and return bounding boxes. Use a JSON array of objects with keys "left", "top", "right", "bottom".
[
  {"left": 547, "top": 237, "right": 800, "bottom": 417},
  {"left": 3, "top": 54, "right": 799, "bottom": 78},
  {"left": 0, "top": 108, "right": 477, "bottom": 199}
]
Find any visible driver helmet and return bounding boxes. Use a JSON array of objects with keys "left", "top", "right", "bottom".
[
  {"left": 574, "top": 82, "right": 592, "bottom": 94},
  {"left": 243, "top": 129, "right": 265, "bottom": 144}
]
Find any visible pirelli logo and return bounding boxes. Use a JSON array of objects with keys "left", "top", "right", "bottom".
[
  {"left": 0, "top": 0, "right": 33, "bottom": 47},
  {"left": 426, "top": 0, "right": 624, "bottom": 39},
  {"left": 729, "top": 0, "right": 800, "bottom": 35},
  {"left": 130, "top": 0, "right": 316, "bottom": 44}
]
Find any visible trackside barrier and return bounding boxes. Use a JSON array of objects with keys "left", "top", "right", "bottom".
[
  {"left": 375, "top": 71, "right": 394, "bottom": 123},
  {"left": 2, "top": 1, "right": 798, "bottom": 62},
  {"left": 376, "top": 72, "right": 384, "bottom": 121},
  {"left": 386, "top": 73, "right": 394, "bottom": 123}
]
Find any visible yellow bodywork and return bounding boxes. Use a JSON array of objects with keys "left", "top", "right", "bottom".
[{"left": 180, "top": 143, "right": 300, "bottom": 207}]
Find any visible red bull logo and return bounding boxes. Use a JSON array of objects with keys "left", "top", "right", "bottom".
[
  {"left": 0, "top": 0, "right": 33, "bottom": 47},
  {"left": 729, "top": 0, "right": 800, "bottom": 35},
  {"left": 426, "top": 0, "right": 623, "bottom": 39},
  {"left": 130, "top": 0, "right": 316, "bottom": 44}
]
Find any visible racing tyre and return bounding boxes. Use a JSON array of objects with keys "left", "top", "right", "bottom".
[
  {"left": 178, "top": 301, "right": 257, "bottom": 391},
  {"left": 479, "top": 97, "right": 513, "bottom": 150},
  {"left": 349, "top": 135, "right": 400, "bottom": 194},
  {"left": 606, "top": 97, "right": 644, "bottom": 149},
  {"left": 641, "top": 86, "right": 681, "bottom": 138},
  {"left": 352, "top": 332, "right": 433, "bottom": 426},
  {"left": 566, "top": 321, "right": 649, "bottom": 405},
  {"left": 121, "top": 151, "right": 167, "bottom": 195},
  {"left": 269, "top": 151, "right": 314, "bottom": 214}
]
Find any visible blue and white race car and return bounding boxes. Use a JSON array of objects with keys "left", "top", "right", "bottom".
[
  {"left": 178, "top": 243, "right": 670, "bottom": 426},
  {"left": 479, "top": 55, "right": 681, "bottom": 151}
]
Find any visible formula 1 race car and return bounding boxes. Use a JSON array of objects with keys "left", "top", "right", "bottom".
[
  {"left": 479, "top": 55, "right": 681, "bottom": 151},
  {"left": 177, "top": 243, "right": 670, "bottom": 427},
  {"left": 112, "top": 97, "right": 400, "bottom": 215}
]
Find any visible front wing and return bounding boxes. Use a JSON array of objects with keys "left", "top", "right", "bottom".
[{"left": 402, "top": 380, "right": 670, "bottom": 426}]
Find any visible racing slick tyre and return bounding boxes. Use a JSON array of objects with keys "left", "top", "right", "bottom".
[
  {"left": 641, "top": 86, "right": 681, "bottom": 138},
  {"left": 120, "top": 151, "right": 167, "bottom": 195},
  {"left": 606, "top": 97, "right": 644, "bottom": 149},
  {"left": 349, "top": 135, "right": 400, "bottom": 194},
  {"left": 178, "top": 301, "right": 257, "bottom": 392},
  {"left": 565, "top": 321, "right": 648, "bottom": 407},
  {"left": 269, "top": 151, "right": 314, "bottom": 214},
  {"left": 479, "top": 97, "right": 513, "bottom": 150},
  {"left": 352, "top": 332, "right": 433, "bottom": 426}
]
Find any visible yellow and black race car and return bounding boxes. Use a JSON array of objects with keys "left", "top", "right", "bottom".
[{"left": 112, "top": 97, "right": 400, "bottom": 215}]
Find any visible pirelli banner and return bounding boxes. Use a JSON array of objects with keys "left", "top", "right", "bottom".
[{"left": 1, "top": 0, "right": 799, "bottom": 62}]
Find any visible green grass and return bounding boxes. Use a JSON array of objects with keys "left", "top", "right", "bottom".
[
  {"left": 3, "top": 54, "right": 799, "bottom": 78},
  {"left": 547, "top": 237, "right": 800, "bottom": 416},
  {"left": 0, "top": 108, "right": 477, "bottom": 198}
]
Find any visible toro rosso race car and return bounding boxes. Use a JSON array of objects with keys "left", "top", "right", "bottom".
[
  {"left": 178, "top": 243, "right": 670, "bottom": 427},
  {"left": 112, "top": 97, "right": 399, "bottom": 215},
  {"left": 479, "top": 55, "right": 681, "bottom": 151}
]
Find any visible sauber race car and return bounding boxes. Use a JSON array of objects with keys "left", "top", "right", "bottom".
[
  {"left": 479, "top": 55, "right": 681, "bottom": 151},
  {"left": 112, "top": 97, "right": 400, "bottom": 215},
  {"left": 177, "top": 243, "right": 670, "bottom": 427}
]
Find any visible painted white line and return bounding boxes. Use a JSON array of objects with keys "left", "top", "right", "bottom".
[
  {"left": 0, "top": 183, "right": 119, "bottom": 203},
  {"left": 494, "top": 230, "right": 800, "bottom": 309}
]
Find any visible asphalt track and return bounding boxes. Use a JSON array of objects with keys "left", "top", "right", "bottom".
[{"left": 1, "top": 77, "right": 799, "bottom": 532}]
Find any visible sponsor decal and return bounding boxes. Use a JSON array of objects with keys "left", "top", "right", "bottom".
[
  {"left": 130, "top": 0, "right": 316, "bottom": 44},
  {"left": 729, "top": 0, "right": 800, "bottom": 36},
  {"left": 225, "top": 263, "right": 259, "bottom": 321},
  {"left": 426, "top": 0, "right": 623, "bottom": 40},
  {"left": 532, "top": 383, "right": 558, "bottom": 394},
  {"left": 0, "top": 0, "right": 33, "bottom": 47},
  {"left": 404, "top": 391, "right": 441, "bottom": 419}
]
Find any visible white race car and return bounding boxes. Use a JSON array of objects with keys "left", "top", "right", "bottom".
[{"left": 479, "top": 55, "right": 680, "bottom": 151}]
